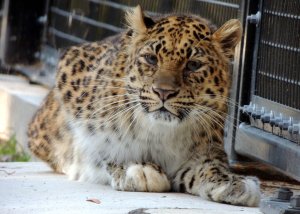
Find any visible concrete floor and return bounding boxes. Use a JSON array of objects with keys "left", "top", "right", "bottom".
[{"left": 0, "top": 162, "right": 262, "bottom": 214}]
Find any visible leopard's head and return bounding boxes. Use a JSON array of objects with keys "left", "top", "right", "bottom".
[{"left": 125, "top": 6, "right": 242, "bottom": 126}]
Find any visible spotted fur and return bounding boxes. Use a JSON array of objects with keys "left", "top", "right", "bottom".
[{"left": 28, "top": 6, "right": 260, "bottom": 206}]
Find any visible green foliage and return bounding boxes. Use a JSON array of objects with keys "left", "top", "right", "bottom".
[{"left": 0, "top": 136, "right": 30, "bottom": 162}]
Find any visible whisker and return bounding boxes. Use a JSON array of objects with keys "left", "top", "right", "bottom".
[
  {"left": 121, "top": 107, "right": 143, "bottom": 141},
  {"left": 88, "top": 98, "right": 140, "bottom": 120},
  {"left": 192, "top": 104, "right": 245, "bottom": 144},
  {"left": 72, "top": 93, "right": 139, "bottom": 117},
  {"left": 93, "top": 103, "right": 141, "bottom": 132}
]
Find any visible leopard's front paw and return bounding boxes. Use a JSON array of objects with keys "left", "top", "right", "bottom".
[
  {"left": 111, "top": 163, "right": 171, "bottom": 192},
  {"left": 209, "top": 176, "right": 261, "bottom": 207}
]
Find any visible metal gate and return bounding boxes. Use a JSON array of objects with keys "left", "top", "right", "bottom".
[{"left": 229, "top": 0, "right": 300, "bottom": 181}]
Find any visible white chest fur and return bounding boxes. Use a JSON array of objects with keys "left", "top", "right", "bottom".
[{"left": 71, "top": 117, "right": 195, "bottom": 178}]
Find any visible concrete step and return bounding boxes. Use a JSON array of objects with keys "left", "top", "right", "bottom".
[{"left": 0, "top": 74, "right": 49, "bottom": 154}]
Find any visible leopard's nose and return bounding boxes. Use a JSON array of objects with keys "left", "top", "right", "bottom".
[{"left": 152, "top": 87, "right": 179, "bottom": 101}]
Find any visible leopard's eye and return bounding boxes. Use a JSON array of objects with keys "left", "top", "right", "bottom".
[
  {"left": 186, "top": 60, "right": 202, "bottom": 72},
  {"left": 144, "top": 54, "right": 158, "bottom": 65}
]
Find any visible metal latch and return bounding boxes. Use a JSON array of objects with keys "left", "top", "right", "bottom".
[{"left": 247, "top": 11, "right": 261, "bottom": 26}]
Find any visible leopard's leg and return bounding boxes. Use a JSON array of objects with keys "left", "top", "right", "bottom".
[
  {"left": 107, "top": 162, "right": 171, "bottom": 192},
  {"left": 173, "top": 148, "right": 261, "bottom": 207}
]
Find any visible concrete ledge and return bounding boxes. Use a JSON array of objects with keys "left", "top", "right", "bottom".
[
  {"left": 0, "top": 162, "right": 261, "bottom": 214},
  {"left": 0, "top": 74, "right": 49, "bottom": 153}
]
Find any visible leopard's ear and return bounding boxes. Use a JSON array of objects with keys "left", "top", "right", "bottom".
[
  {"left": 212, "top": 19, "right": 242, "bottom": 59},
  {"left": 125, "top": 5, "right": 155, "bottom": 35}
]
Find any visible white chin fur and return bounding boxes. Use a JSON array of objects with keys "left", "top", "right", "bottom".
[{"left": 147, "top": 111, "right": 180, "bottom": 126}]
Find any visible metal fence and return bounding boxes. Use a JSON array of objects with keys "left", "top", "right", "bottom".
[
  {"left": 47, "top": 0, "right": 241, "bottom": 48},
  {"left": 256, "top": 0, "right": 300, "bottom": 110},
  {"left": 232, "top": 0, "right": 300, "bottom": 181}
]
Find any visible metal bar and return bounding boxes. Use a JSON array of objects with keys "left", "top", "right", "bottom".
[
  {"left": 0, "top": 0, "right": 9, "bottom": 62},
  {"left": 250, "top": 0, "right": 263, "bottom": 98},
  {"left": 50, "top": 6, "right": 123, "bottom": 33},
  {"left": 41, "top": 0, "right": 50, "bottom": 45},
  {"left": 261, "top": 40, "right": 300, "bottom": 53},
  {"left": 236, "top": 123, "right": 300, "bottom": 181},
  {"left": 258, "top": 70, "right": 300, "bottom": 86},
  {"left": 88, "top": 0, "right": 132, "bottom": 11},
  {"left": 225, "top": 0, "right": 259, "bottom": 161},
  {"left": 88, "top": 0, "right": 159, "bottom": 16},
  {"left": 264, "top": 9, "right": 300, "bottom": 20},
  {"left": 48, "top": 27, "right": 88, "bottom": 44},
  {"left": 196, "top": 0, "right": 240, "bottom": 9}
]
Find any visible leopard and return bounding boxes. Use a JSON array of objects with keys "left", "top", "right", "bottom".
[{"left": 28, "top": 5, "right": 261, "bottom": 206}]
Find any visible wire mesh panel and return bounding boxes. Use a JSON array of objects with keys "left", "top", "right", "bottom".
[
  {"left": 255, "top": 0, "right": 300, "bottom": 110},
  {"left": 47, "top": 0, "right": 242, "bottom": 49}
]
